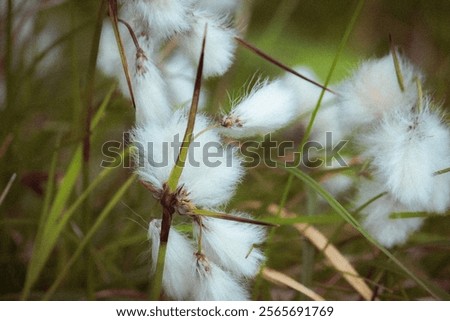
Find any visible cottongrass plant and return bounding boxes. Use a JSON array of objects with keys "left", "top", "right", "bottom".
[{"left": 99, "top": 0, "right": 280, "bottom": 300}]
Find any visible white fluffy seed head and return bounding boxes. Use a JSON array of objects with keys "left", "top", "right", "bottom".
[
  {"left": 356, "top": 179, "right": 424, "bottom": 248},
  {"left": 337, "top": 54, "right": 422, "bottom": 129},
  {"left": 148, "top": 219, "right": 196, "bottom": 300},
  {"left": 180, "top": 9, "right": 237, "bottom": 77},
  {"left": 220, "top": 78, "right": 299, "bottom": 138},
  {"left": 193, "top": 254, "right": 249, "bottom": 300},
  {"left": 360, "top": 102, "right": 450, "bottom": 213},
  {"left": 132, "top": 109, "right": 244, "bottom": 208},
  {"left": 194, "top": 213, "right": 266, "bottom": 278},
  {"left": 133, "top": 50, "right": 172, "bottom": 125}
]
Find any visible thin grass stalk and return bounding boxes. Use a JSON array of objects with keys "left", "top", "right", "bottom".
[
  {"left": 81, "top": 0, "right": 107, "bottom": 300},
  {"left": 33, "top": 137, "right": 60, "bottom": 254},
  {"left": 0, "top": 173, "right": 16, "bottom": 207},
  {"left": 108, "top": 0, "right": 136, "bottom": 108}
]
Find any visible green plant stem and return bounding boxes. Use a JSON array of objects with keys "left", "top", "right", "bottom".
[{"left": 149, "top": 206, "right": 174, "bottom": 300}]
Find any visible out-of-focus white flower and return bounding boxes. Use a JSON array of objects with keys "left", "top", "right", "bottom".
[
  {"left": 179, "top": 10, "right": 237, "bottom": 77},
  {"left": 361, "top": 102, "right": 450, "bottom": 213},
  {"left": 337, "top": 54, "right": 422, "bottom": 129},
  {"left": 194, "top": 214, "right": 266, "bottom": 278},
  {"left": 162, "top": 50, "right": 209, "bottom": 109},
  {"left": 356, "top": 179, "right": 424, "bottom": 248},
  {"left": 132, "top": 49, "right": 172, "bottom": 125},
  {"left": 132, "top": 109, "right": 243, "bottom": 208},
  {"left": 193, "top": 253, "right": 249, "bottom": 300},
  {"left": 220, "top": 79, "right": 298, "bottom": 138},
  {"left": 148, "top": 219, "right": 196, "bottom": 300}
]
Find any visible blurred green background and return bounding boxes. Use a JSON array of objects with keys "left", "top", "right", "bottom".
[{"left": 0, "top": 0, "right": 449, "bottom": 300}]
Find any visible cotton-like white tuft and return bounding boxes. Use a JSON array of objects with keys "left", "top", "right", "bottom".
[
  {"left": 337, "top": 54, "right": 422, "bottom": 129},
  {"left": 132, "top": 50, "right": 172, "bottom": 125},
  {"left": 220, "top": 79, "right": 299, "bottom": 138},
  {"left": 179, "top": 10, "right": 237, "bottom": 77},
  {"left": 162, "top": 51, "right": 208, "bottom": 109},
  {"left": 193, "top": 254, "right": 249, "bottom": 300},
  {"left": 121, "top": 0, "right": 195, "bottom": 43},
  {"left": 356, "top": 179, "right": 424, "bottom": 248},
  {"left": 148, "top": 219, "right": 196, "bottom": 300},
  {"left": 194, "top": 214, "right": 266, "bottom": 278},
  {"left": 132, "top": 109, "right": 244, "bottom": 208},
  {"left": 361, "top": 103, "right": 450, "bottom": 213},
  {"left": 282, "top": 66, "right": 334, "bottom": 115}
]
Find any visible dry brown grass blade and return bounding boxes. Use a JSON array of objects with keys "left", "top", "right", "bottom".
[
  {"left": 268, "top": 204, "right": 374, "bottom": 300},
  {"left": 262, "top": 267, "right": 325, "bottom": 301}
]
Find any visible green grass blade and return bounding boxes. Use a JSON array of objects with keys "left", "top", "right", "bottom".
[
  {"left": 43, "top": 174, "right": 137, "bottom": 300},
  {"left": 91, "top": 84, "right": 116, "bottom": 130},
  {"left": 282, "top": 165, "right": 447, "bottom": 299}
]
